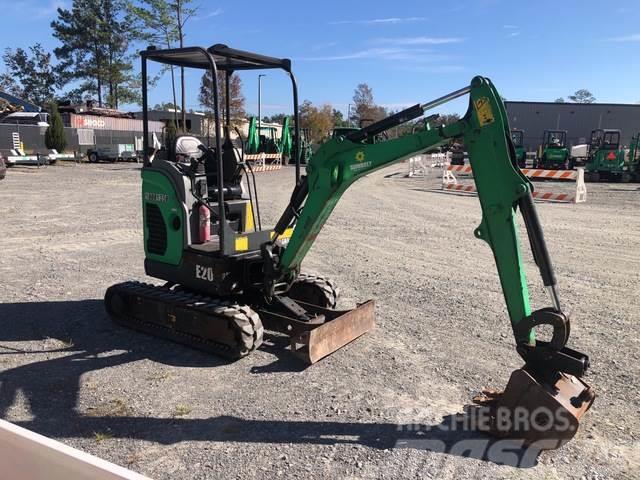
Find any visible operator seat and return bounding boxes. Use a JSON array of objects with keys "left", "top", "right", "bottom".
[
  {"left": 174, "top": 135, "right": 205, "bottom": 163},
  {"left": 173, "top": 134, "right": 245, "bottom": 201}
]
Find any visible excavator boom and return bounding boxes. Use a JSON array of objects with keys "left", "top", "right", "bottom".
[{"left": 270, "top": 76, "right": 594, "bottom": 446}]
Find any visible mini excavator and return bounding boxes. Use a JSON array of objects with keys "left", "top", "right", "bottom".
[{"left": 105, "top": 44, "right": 595, "bottom": 446}]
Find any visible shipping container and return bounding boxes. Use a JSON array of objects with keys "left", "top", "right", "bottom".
[{"left": 65, "top": 113, "right": 164, "bottom": 133}]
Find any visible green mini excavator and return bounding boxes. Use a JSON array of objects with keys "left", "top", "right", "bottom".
[{"left": 105, "top": 44, "right": 594, "bottom": 446}]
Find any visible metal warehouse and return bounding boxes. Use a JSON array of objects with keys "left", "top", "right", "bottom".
[{"left": 505, "top": 101, "right": 640, "bottom": 151}]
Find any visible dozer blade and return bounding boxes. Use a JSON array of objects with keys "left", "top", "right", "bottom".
[
  {"left": 289, "top": 300, "right": 375, "bottom": 364},
  {"left": 473, "top": 367, "right": 595, "bottom": 448}
]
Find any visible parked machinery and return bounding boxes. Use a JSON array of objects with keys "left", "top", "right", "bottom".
[
  {"left": 105, "top": 43, "right": 594, "bottom": 447},
  {"left": 584, "top": 129, "right": 627, "bottom": 182},
  {"left": 511, "top": 129, "right": 526, "bottom": 168},
  {"left": 288, "top": 125, "right": 313, "bottom": 164},
  {"left": 246, "top": 117, "right": 280, "bottom": 154},
  {"left": 537, "top": 130, "right": 570, "bottom": 169},
  {"left": 331, "top": 126, "right": 359, "bottom": 139},
  {"left": 628, "top": 132, "right": 640, "bottom": 182}
]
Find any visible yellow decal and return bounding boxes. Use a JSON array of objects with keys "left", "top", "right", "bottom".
[
  {"left": 245, "top": 202, "right": 255, "bottom": 232},
  {"left": 235, "top": 236, "right": 249, "bottom": 251},
  {"left": 269, "top": 227, "right": 294, "bottom": 240},
  {"left": 474, "top": 97, "right": 495, "bottom": 127},
  {"left": 355, "top": 151, "right": 365, "bottom": 162}
]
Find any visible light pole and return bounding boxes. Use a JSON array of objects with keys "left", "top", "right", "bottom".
[
  {"left": 347, "top": 103, "right": 352, "bottom": 126},
  {"left": 258, "top": 74, "right": 266, "bottom": 135}
]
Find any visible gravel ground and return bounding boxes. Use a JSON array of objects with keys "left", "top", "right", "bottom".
[{"left": 0, "top": 162, "right": 638, "bottom": 479}]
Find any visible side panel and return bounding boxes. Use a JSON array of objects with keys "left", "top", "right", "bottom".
[{"left": 142, "top": 169, "right": 185, "bottom": 265}]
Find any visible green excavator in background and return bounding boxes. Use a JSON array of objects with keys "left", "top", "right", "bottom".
[
  {"left": 629, "top": 132, "right": 640, "bottom": 181},
  {"left": 247, "top": 115, "right": 294, "bottom": 163},
  {"left": 584, "top": 129, "right": 627, "bottom": 182},
  {"left": 105, "top": 43, "right": 594, "bottom": 447},
  {"left": 537, "top": 129, "right": 570, "bottom": 169},
  {"left": 246, "top": 116, "right": 281, "bottom": 154}
]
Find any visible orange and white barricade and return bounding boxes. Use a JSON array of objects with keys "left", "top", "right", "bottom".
[
  {"left": 442, "top": 165, "right": 587, "bottom": 203},
  {"left": 245, "top": 152, "right": 283, "bottom": 172}
]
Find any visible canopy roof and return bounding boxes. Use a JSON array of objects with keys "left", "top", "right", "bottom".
[{"left": 142, "top": 44, "right": 292, "bottom": 72}]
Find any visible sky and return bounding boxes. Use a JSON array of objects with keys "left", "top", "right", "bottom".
[{"left": 1, "top": 0, "right": 640, "bottom": 118}]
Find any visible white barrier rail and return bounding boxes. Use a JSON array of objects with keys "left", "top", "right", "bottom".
[
  {"left": 0, "top": 419, "right": 151, "bottom": 480},
  {"left": 408, "top": 152, "right": 450, "bottom": 177},
  {"left": 442, "top": 165, "right": 587, "bottom": 203}
]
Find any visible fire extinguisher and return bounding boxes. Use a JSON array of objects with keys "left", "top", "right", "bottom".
[{"left": 198, "top": 203, "right": 211, "bottom": 243}]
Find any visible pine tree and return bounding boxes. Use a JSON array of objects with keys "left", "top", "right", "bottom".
[
  {"left": 128, "top": 0, "right": 198, "bottom": 127},
  {"left": 45, "top": 103, "right": 67, "bottom": 152},
  {"left": 52, "top": 0, "right": 137, "bottom": 108},
  {"left": 1, "top": 44, "right": 59, "bottom": 107}
]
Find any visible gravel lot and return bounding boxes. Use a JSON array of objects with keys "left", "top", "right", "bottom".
[{"left": 0, "top": 162, "right": 638, "bottom": 479}]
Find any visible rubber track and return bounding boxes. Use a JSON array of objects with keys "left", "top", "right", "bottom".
[
  {"left": 291, "top": 273, "right": 340, "bottom": 309},
  {"left": 105, "top": 281, "right": 263, "bottom": 359}
]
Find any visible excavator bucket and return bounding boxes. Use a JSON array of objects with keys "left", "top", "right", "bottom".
[
  {"left": 288, "top": 300, "right": 375, "bottom": 364},
  {"left": 472, "top": 367, "right": 595, "bottom": 448}
]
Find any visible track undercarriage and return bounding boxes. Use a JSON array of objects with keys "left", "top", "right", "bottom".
[{"left": 105, "top": 275, "right": 374, "bottom": 364}]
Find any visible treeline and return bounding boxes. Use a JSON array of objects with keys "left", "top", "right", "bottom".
[
  {"left": 0, "top": 0, "right": 198, "bottom": 120},
  {"left": 0, "top": 0, "right": 462, "bottom": 142},
  {"left": 261, "top": 83, "right": 388, "bottom": 143},
  {"left": 265, "top": 83, "right": 461, "bottom": 143}
]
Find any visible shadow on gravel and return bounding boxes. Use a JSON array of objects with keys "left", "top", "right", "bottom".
[
  {"left": 249, "top": 335, "right": 308, "bottom": 374},
  {"left": 605, "top": 187, "right": 640, "bottom": 192},
  {"left": 0, "top": 300, "right": 541, "bottom": 469}
]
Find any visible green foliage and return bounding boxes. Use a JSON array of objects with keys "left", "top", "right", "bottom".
[
  {"left": 52, "top": 0, "right": 137, "bottom": 108},
  {"left": 93, "top": 431, "right": 113, "bottom": 442},
  {"left": 1, "top": 44, "right": 59, "bottom": 107},
  {"left": 300, "top": 100, "right": 333, "bottom": 143},
  {"left": 332, "top": 108, "right": 347, "bottom": 127},
  {"left": 554, "top": 97, "right": 565, "bottom": 103},
  {"left": 173, "top": 405, "right": 192, "bottom": 416},
  {"left": 45, "top": 103, "right": 67, "bottom": 152},
  {"left": 153, "top": 102, "right": 180, "bottom": 111},
  {"left": 127, "top": 0, "right": 199, "bottom": 126},
  {"left": 568, "top": 89, "right": 595, "bottom": 104}
]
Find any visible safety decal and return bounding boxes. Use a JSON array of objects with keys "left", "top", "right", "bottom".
[{"left": 474, "top": 97, "right": 495, "bottom": 127}]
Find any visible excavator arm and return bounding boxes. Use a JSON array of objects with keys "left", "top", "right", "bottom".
[
  {"left": 270, "top": 77, "right": 594, "bottom": 444},
  {"left": 275, "top": 76, "right": 547, "bottom": 351}
]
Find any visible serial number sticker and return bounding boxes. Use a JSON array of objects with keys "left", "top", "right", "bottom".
[{"left": 474, "top": 97, "right": 495, "bottom": 127}]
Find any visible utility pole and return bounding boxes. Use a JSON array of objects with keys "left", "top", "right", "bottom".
[
  {"left": 347, "top": 103, "right": 352, "bottom": 126},
  {"left": 176, "top": 0, "right": 186, "bottom": 132},
  {"left": 258, "top": 74, "right": 266, "bottom": 136}
]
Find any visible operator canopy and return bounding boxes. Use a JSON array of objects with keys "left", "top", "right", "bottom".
[{"left": 142, "top": 44, "right": 292, "bottom": 72}]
